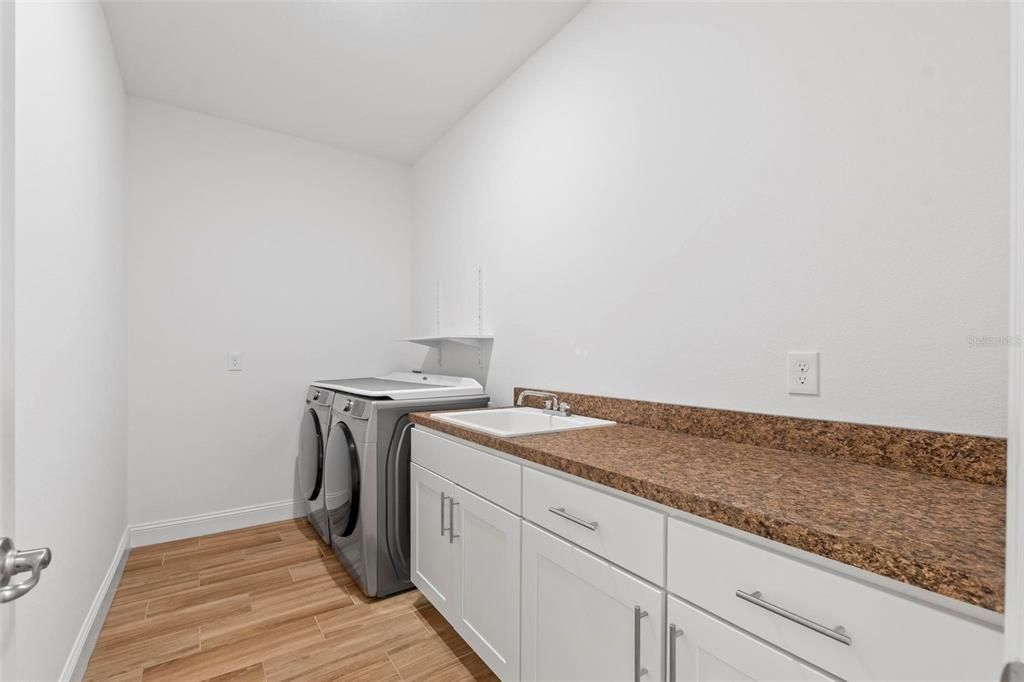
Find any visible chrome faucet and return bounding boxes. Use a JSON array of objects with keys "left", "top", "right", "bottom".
[{"left": 517, "top": 390, "right": 573, "bottom": 416}]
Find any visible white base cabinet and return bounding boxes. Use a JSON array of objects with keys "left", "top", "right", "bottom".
[
  {"left": 410, "top": 461, "right": 521, "bottom": 681},
  {"left": 411, "top": 427, "right": 1001, "bottom": 682},
  {"left": 667, "top": 595, "right": 834, "bottom": 682},
  {"left": 521, "top": 522, "right": 663, "bottom": 682}
]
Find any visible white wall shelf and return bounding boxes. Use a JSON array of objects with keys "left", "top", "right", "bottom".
[{"left": 402, "top": 335, "right": 493, "bottom": 349}]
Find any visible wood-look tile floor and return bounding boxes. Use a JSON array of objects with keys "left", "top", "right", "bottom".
[{"left": 85, "top": 519, "right": 497, "bottom": 682}]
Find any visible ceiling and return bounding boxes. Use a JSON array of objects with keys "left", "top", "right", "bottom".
[{"left": 102, "top": 1, "right": 585, "bottom": 163}]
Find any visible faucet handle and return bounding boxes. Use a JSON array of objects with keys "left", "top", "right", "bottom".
[
  {"left": 558, "top": 401, "right": 573, "bottom": 416},
  {"left": 543, "top": 399, "right": 554, "bottom": 410}
]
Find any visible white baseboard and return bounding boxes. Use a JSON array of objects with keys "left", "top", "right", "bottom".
[
  {"left": 129, "top": 498, "right": 305, "bottom": 547},
  {"left": 62, "top": 527, "right": 130, "bottom": 682}
]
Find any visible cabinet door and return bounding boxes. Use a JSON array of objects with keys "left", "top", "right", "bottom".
[
  {"left": 522, "top": 522, "right": 663, "bottom": 682},
  {"left": 667, "top": 595, "right": 835, "bottom": 682},
  {"left": 410, "top": 463, "right": 456, "bottom": 617},
  {"left": 453, "top": 486, "right": 521, "bottom": 681}
]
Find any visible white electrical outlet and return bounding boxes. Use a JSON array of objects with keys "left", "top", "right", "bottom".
[
  {"left": 787, "top": 351, "right": 819, "bottom": 395},
  {"left": 227, "top": 352, "right": 242, "bottom": 372}
]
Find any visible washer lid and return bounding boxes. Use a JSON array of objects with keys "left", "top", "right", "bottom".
[{"left": 312, "top": 372, "right": 483, "bottom": 399}]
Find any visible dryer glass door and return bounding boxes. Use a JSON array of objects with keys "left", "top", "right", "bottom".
[
  {"left": 325, "top": 420, "right": 360, "bottom": 539},
  {"left": 385, "top": 417, "right": 414, "bottom": 579},
  {"left": 299, "top": 408, "right": 324, "bottom": 501}
]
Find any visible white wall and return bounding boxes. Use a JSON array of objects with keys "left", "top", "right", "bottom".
[
  {"left": 412, "top": 1, "right": 1010, "bottom": 437},
  {"left": 13, "top": 1, "right": 126, "bottom": 679},
  {"left": 125, "top": 98, "right": 412, "bottom": 527}
]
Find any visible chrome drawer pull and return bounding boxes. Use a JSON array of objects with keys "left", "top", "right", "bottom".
[
  {"left": 548, "top": 506, "right": 598, "bottom": 531},
  {"left": 736, "top": 589, "right": 851, "bottom": 646},
  {"left": 448, "top": 496, "right": 459, "bottom": 544},
  {"left": 440, "top": 492, "right": 450, "bottom": 537},
  {"left": 668, "top": 623, "right": 683, "bottom": 682},
  {"left": 634, "top": 606, "right": 648, "bottom": 681}
]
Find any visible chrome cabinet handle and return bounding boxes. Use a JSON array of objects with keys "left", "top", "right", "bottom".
[
  {"left": 548, "top": 506, "right": 598, "bottom": 531},
  {"left": 634, "top": 605, "right": 648, "bottom": 681},
  {"left": 668, "top": 623, "right": 683, "bottom": 682},
  {"left": 736, "top": 589, "right": 851, "bottom": 646},
  {"left": 448, "top": 496, "right": 459, "bottom": 543},
  {"left": 440, "top": 492, "right": 447, "bottom": 536},
  {"left": 0, "top": 538, "right": 52, "bottom": 604}
]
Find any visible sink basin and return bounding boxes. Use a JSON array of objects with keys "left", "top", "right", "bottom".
[{"left": 431, "top": 407, "right": 615, "bottom": 437}]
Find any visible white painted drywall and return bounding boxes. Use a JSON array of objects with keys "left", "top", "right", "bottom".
[
  {"left": 125, "top": 98, "right": 413, "bottom": 527},
  {"left": 411, "top": 1, "right": 1010, "bottom": 437},
  {"left": 13, "top": 1, "right": 126, "bottom": 679}
]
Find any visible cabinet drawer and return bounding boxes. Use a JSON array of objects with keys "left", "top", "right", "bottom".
[
  {"left": 412, "top": 428, "right": 521, "bottom": 514},
  {"left": 522, "top": 467, "right": 664, "bottom": 585},
  {"left": 667, "top": 518, "right": 1001, "bottom": 681}
]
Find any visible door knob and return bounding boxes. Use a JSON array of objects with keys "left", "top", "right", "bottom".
[
  {"left": 1003, "top": 662, "right": 1024, "bottom": 682},
  {"left": 0, "top": 537, "right": 51, "bottom": 603}
]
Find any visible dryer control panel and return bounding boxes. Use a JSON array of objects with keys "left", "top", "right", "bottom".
[{"left": 338, "top": 396, "right": 371, "bottom": 420}]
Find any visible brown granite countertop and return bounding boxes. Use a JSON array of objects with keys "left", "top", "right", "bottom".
[{"left": 410, "top": 413, "right": 1005, "bottom": 613}]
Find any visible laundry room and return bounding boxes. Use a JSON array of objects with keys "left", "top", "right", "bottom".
[{"left": 0, "top": 1, "right": 1019, "bottom": 681}]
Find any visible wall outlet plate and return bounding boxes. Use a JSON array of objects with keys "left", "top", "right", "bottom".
[
  {"left": 788, "top": 351, "right": 819, "bottom": 395},
  {"left": 227, "top": 352, "right": 242, "bottom": 372}
]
